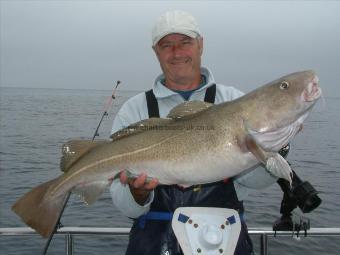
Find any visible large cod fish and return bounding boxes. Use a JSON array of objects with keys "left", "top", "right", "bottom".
[{"left": 12, "top": 70, "right": 321, "bottom": 238}]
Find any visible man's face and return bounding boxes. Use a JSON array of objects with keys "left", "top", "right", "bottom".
[{"left": 153, "top": 33, "right": 203, "bottom": 87}]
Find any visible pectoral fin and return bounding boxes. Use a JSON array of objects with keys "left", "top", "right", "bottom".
[
  {"left": 266, "top": 154, "right": 293, "bottom": 185},
  {"left": 245, "top": 135, "right": 292, "bottom": 184}
]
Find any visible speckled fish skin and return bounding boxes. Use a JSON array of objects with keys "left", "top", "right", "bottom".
[
  {"left": 58, "top": 70, "right": 321, "bottom": 186},
  {"left": 12, "top": 70, "right": 321, "bottom": 238}
]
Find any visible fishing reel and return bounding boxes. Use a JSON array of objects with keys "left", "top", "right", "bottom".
[
  {"left": 273, "top": 174, "right": 321, "bottom": 232},
  {"left": 277, "top": 168, "right": 321, "bottom": 214},
  {"left": 292, "top": 178, "right": 322, "bottom": 214},
  {"left": 273, "top": 144, "right": 321, "bottom": 231}
]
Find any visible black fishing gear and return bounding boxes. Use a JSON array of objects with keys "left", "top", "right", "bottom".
[
  {"left": 273, "top": 144, "right": 321, "bottom": 232},
  {"left": 273, "top": 169, "right": 322, "bottom": 232}
]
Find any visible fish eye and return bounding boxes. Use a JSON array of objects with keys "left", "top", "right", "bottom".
[{"left": 280, "top": 81, "right": 289, "bottom": 90}]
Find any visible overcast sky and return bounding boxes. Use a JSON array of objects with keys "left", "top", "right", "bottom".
[{"left": 1, "top": 0, "right": 339, "bottom": 96}]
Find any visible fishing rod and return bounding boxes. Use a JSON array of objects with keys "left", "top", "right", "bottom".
[
  {"left": 92, "top": 80, "right": 121, "bottom": 141},
  {"left": 41, "top": 193, "right": 71, "bottom": 255},
  {"left": 42, "top": 81, "right": 122, "bottom": 255}
]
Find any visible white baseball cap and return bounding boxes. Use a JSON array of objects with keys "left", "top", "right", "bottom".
[{"left": 152, "top": 10, "right": 201, "bottom": 46}]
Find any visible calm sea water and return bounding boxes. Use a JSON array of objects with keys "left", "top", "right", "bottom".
[{"left": 0, "top": 87, "right": 339, "bottom": 254}]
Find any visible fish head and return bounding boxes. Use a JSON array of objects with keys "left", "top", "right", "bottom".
[
  {"left": 242, "top": 70, "right": 322, "bottom": 151},
  {"left": 278, "top": 70, "right": 321, "bottom": 103}
]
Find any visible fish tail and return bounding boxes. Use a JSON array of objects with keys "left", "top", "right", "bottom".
[{"left": 12, "top": 178, "right": 68, "bottom": 238}]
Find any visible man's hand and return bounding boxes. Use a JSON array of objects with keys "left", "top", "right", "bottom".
[{"left": 120, "top": 171, "right": 159, "bottom": 205}]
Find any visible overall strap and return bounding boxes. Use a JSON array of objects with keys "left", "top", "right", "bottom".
[
  {"left": 204, "top": 83, "right": 216, "bottom": 103},
  {"left": 145, "top": 89, "right": 160, "bottom": 118},
  {"left": 145, "top": 84, "right": 217, "bottom": 118}
]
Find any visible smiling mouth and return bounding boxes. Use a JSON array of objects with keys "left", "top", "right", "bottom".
[{"left": 171, "top": 58, "right": 190, "bottom": 65}]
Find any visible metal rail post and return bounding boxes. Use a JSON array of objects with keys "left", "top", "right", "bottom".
[
  {"left": 65, "top": 233, "right": 74, "bottom": 255},
  {"left": 260, "top": 233, "right": 268, "bottom": 255}
]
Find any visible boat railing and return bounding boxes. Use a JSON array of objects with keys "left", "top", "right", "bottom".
[{"left": 1, "top": 227, "right": 340, "bottom": 255}]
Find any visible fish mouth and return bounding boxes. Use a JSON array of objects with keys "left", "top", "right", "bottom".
[{"left": 302, "top": 75, "right": 322, "bottom": 102}]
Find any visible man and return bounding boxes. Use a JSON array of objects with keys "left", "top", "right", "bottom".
[{"left": 110, "top": 10, "right": 320, "bottom": 255}]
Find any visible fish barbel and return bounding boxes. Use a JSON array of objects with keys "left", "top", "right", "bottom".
[{"left": 12, "top": 70, "right": 322, "bottom": 237}]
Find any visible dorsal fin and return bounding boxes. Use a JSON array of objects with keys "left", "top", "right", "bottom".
[
  {"left": 60, "top": 139, "right": 110, "bottom": 172},
  {"left": 167, "top": 101, "right": 213, "bottom": 119},
  {"left": 110, "top": 118, "right": 172, "bottom": 142}
]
